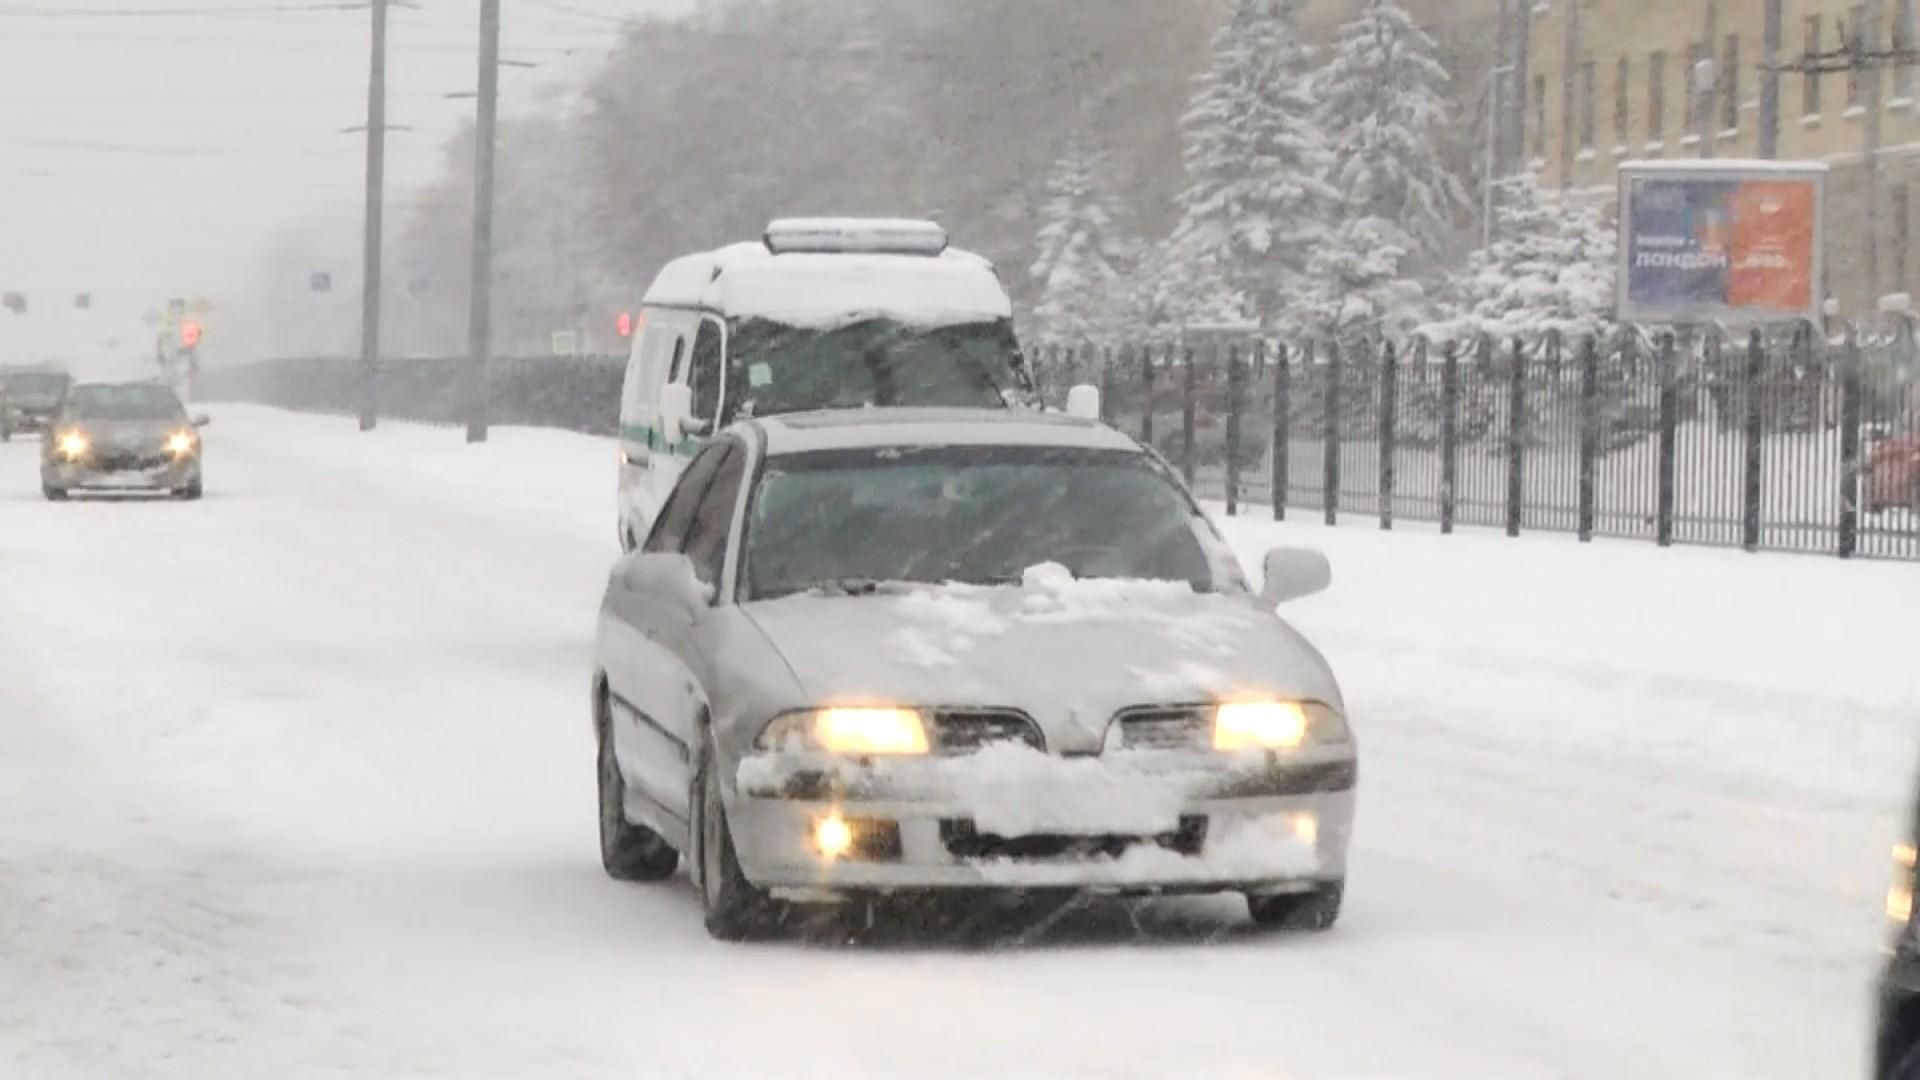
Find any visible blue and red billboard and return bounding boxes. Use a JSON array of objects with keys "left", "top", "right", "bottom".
[{"left": 1618, "top": 162, "right": 1826, "bottom": 324}]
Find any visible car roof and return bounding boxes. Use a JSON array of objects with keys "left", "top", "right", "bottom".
[
  {"left": 641, "top": 243, "right": 1008, "bottom": 326},
  {"left": 746, "top": 407, "right": 1142, "bottom": 458}
]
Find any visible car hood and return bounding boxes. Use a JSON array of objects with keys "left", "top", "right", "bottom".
[
  {"left": 72, "top": 419, "right": 181, "bottom": 443},
  {"left": 740, "top": 575, "right": 1342, "bottom": 755}
]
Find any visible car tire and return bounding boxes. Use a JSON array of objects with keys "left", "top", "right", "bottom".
[
  {"left": 1, "top": 426, "right": 10, "bottom": 442},
  {"left": 1894, "top": 1043, "right": 1920, "bottom": 1080},
  {"left": 41, "top": 483, "right": 66, "bottom": 501},
  {"left": 595, "top": 696, "right": 679, "bottom": 883},
  {"left": 1247, "top": 880, "right": 1343, "bottom": 932},
  {"left": 174, "top": 478, "right": 203, "bottom": 501},
  {"left": 695, "top": 733, "right": 778, "bottom": 941}
]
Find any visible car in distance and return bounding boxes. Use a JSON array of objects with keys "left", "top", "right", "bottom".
[
  {"left": 590, "top": 407, "right": 1354, "bottom": 941},
  {"left": 1, "top": 367, "right": 73, "bottom": 441},
  {"left": 41, "top": 381, "right": 208, "bottom": 500},
  {"left": 1876, "top": 768, "right": 1920, "bottom": 1078}
]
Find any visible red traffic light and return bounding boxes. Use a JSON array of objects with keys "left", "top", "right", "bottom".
[
  {"left": 616, "top": 311, "right": 634, "bottom": 338},
  {"left": 180, "top": 320, "right": 202, "bottom": 348}
]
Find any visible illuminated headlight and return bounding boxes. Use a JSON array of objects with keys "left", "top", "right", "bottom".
[
  {"left": 166, "top": 430, "right": 198, "bottom": 457},
  {"left": 1889, "top": 842, "right": 1916, "bottom": 933},
  {"left": 56, "top": 431, "right": 88, "bottom": 459},
  {"left": 1213, "top": 701, "right": 1349, "bottom": 752},
  {"left": 758, "top": 707, "right": 930, "bottom": 755}
]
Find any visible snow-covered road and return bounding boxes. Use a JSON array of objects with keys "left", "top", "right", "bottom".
[{"left": 2, "top": 405, "right": 1915, "bottom": 1079}]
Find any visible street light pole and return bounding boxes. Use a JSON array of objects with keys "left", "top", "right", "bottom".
[
  {"left": 466, "top": 0, "right": 500, "bottom": 444},
  {"left": 1483, "top": 64, "right": 1514, "bottom": 249},
  {"left": 358, "top": 0, "right": 387, "bottom": 432}
]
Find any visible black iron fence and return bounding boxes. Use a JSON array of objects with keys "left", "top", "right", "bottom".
[
  {"left": 201, "top": 325, "right": 1920, "bottom": 561},
  {"left": 1036, "top": 323, "right": 1920, "bottom": 561}
]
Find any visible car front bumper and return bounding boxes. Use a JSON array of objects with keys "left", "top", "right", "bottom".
[
  {"left": 44, "top": 454, "right": 200, "bottom": 491},
  {"left": 729, "top": 745, "right": 1356, "bottom": 897}
]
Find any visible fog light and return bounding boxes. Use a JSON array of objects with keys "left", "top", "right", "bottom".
[
  {"left": 1289, "top": 811, "right": 1319, "bottom": 847},
  {"left": 815, "top": 815, "right": 854, "bottom": 859}
]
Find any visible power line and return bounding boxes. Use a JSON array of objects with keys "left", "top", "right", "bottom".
[{"left": 0, "top": 2, "right": 367, "bottom": 16}]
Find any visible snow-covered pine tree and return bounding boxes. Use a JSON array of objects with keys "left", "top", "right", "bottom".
[
  {"left": 1316, "top": 0, "right": 1469, "bottom": 268},
  {"left": 1162, "top": 0, "right": 1335, "bottom": 333},
  {"left": 1304, "top": 215, "right": 1427, "bottom": 352},
  {"left": 1435, "top": 173, "right": 1616, "bottom": 342},
  {"left": 1028, "top": 138, "right": 1137, "bottom": 347}
]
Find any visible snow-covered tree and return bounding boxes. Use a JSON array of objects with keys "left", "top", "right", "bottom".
[
  {"left": 1316, "top": 0, "right": 1470, "bottom": 263},
  {"left": 1028, "top": 138, "right": 1137, "bottom": 345},
  {"left": 1431, "top": 175, "right": 1616, "bottom": 342},
  {"left": 1160, "top": 0, "right": 1336, "bottom": 332},
  {"left": 1304, "top": 215, "right": 1427, "bottom": 351}
]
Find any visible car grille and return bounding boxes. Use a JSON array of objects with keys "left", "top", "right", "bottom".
[
  {"left": 931, "top": 709, "right": 1044, "bottom": 754},
  {"left": 1112, "top": 706, "right": 1212, "bottom": 752},
  {"left": 940, "top": 816, "right": 1208, "bottom": 862},
  {"left": 93, "top": 450, "right": 169, "bottom": 470}
]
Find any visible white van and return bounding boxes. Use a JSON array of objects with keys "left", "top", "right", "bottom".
[{"left": 616, "top": 218, "right": 1072, "bottom": 551}]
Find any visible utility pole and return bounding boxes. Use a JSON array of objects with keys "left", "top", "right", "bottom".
[
  {"left": 1557, "top": 0, "right": 1577, "bottom": 193},
  {"left": 1760, "top": 0, "right": 1784, "bottom": 158},
  {"left": 358, "top": 0, "right": 387, "bottom": 432},
  {"left": 466, "top": 0, "right": 500, "bottom": 444},
  {"left": 1868, "top": 0, "right": 1888, "bottom": 303}
]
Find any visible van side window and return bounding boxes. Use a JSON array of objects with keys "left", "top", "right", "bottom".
[
  {"left": 666, "top": 338, "right": 686, "bottom": 385},
  {"left": 690, "top": 321, "right": 723, "bottom": 424}
]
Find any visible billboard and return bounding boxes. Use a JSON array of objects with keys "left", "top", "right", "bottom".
[{"left": 1616, "top": 161, "right": 1826, "bottom": 324}]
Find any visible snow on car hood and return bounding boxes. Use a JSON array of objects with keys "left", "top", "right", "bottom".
[{"left": 740, "top": 564, "right": 1341, "bottom": 755}]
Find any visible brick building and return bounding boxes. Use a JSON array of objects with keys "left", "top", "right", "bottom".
[{"left": 1515, "top": 0, "right": 1920, "bottom": 313}]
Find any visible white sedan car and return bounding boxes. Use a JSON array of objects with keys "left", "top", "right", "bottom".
[{"left": 590, "top": 407, "right": 1355, "bottom": 940}]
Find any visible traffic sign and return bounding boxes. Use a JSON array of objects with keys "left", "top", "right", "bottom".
[
  {"left": 310, "top": 272, "right": 332, "bottom": 293},
  {"left": 168, "top": 298, "right": 187, "bottom": 317},
  {"left": 550, "top": 330, "right": 579, "bottom": 356}
]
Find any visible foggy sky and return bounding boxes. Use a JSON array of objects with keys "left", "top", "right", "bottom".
[{"left": 0, "top": 0, "right": 690, "bottom": 375}]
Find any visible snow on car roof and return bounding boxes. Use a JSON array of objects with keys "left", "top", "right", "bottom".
[
  {"left": 752, "top": 408, "right": 1140, "bottom": 458},
  {"left": 641, "top": 244, "right": 1009, "bottom": 328}
]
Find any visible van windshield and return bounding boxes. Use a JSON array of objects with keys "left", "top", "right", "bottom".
[{"left": 725, "top": 316, "right": 1030, "bottom": 420}]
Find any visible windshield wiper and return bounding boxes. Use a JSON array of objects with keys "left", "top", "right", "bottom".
[{"left": 800, "top": 577, "right": 912, "bottom": 597}]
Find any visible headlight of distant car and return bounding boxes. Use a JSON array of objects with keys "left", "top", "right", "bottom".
[
  {"left": 758, "top": 706, "right": 931, "bottom": 755},
  {"left": 56, "top": 431, "right": 88, "bottom": 459},
  {"left": 1889, "top": 842, "right": 1915, "bottom": 941},
  {"left": 1213, "top": 701, "right": 1349, "bottom": 751},
  {"left": 166, "top": 430, "right": 198, "bottom": 457}
]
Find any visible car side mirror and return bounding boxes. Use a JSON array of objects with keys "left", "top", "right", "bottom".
[
  {"left": 658, "top": 383, "right": 693, "bottom": 446},
  {"left": 1065, "top": 383, "right": 1101, "bottom": 420},
  {"left": 1259, "top": 547, "right": 1331, "bottom": 607},
  {"left": 618, "top": 552, "right": 711, "bottom": 610},
  {"left": 192, "top": 415, "right": 211, "bottom": 428}
]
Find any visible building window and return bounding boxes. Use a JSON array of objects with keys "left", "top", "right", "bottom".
[
  {"left": 1581, "top": 58, "right": 1597, "bottom": 150},
  {"left": 1684, "top": 41, "right": 1706, "bottom": 133},
  {"left": 1898, "top": 183, "right": 1913, "bottom": 291},
  {"left": 1649, "top": 49, "right": 1667, "bottom": 140},
  {"left": 1898, "top": 0, "right": 1917, "bottom": 100},
  {"left": 1850, "top": 4, "right": 1867, "bottom": 108},
  {"left": 1615, "top": 55, "right": 1631, "bottom": 146},
  {"left": 1722, "top": 34, "right": 1741, "bottom": 131},
  {"left": 1533, "top": 73, "right": 1547, "bottom": 158},
  {"left": 1805, "top": 15, "right": 1824, "bottom": 116}
]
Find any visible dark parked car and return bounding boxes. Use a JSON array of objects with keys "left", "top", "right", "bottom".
[
  {"left": 1876, "top": 772, "right": 1920, "bottom": 1078},
  {"left": 1, "top": 368, "right": 72, "bottom": 440},
  {"left": 40, "top": 381, "right": 208, "bottom": 500}
]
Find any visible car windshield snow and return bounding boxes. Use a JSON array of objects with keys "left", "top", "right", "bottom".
[
  {"left": 3, "top": 372, "right": 70, "bottom": 405},
  {"left": 744, "top": 445, "right": 1215, "bottom": 600},
  {"left": 65, "top": 384, "right": 185, "bottom": 422},
  {"left": 725, "top": 316, "right": 1027, "bottom": 420}
]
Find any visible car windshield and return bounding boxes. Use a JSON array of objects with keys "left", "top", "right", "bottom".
[
  {"left": 744, "top": 445, "right": 1215, "bottom": 600},
  {"left": 3, "top": 373, "right": 69, "bottom": 405},
  {"left": 725, "top": 316, "right": 1028, "bottom": 420},
  {"left": 65, "top": 384, "right": 185, "bottom": 422}
]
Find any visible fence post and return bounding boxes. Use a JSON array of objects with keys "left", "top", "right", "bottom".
[
  {"left": 1440, "top": 339, "right": 1459, "bottom": 534},
  {"left": 1272, "top": 341, "right": 1292, "bottom": 521},
  {"left": 1656, "top": 331, "right": 1679, "bottom": 547},
  {"left": 1506, "top": 335, "right": 1527, "bottom": 538},
  {"left": 1324, "top": 339, "right": 1342, "bottom": 527},
  {"left": 1226, "top": 342, "right": 1244, "bottom": 516},
  {"left": 1839, "top": 323, "right": 1863, "bottom": 558},
  {"left": 1577, "top": 334, "right": 1599, "bottom": 542},
  {"left": 1379, "top": 338, "right": 1399, "bottom": 530},
  {"left": 1742, "top": 327, "right": 1765, "bottom": 552},
  {"left": 1139, "top": 343, "right": 1156, "bottom": 447},
  {"left": 1181, "top": 345, "right": 1198, "bottom": 487}
]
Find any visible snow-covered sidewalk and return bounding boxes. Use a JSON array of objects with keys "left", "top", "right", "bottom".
[{"left": 1, "top": 405, "right": 1913, "bottom": 1078}]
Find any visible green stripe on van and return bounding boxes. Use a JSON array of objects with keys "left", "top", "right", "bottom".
[{"left": 619, "top": 421, "right": 704, "bottom": 457}]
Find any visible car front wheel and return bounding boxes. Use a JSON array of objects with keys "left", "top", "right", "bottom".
[
  {"left": 595, "top": 705, "right": 679, "bottom": 883},
  {"left": 41, "top": 483, "right": 66, "bottom": 501},
  {"left": 1247, "top": 880, "right": 1343, "bottom": 932},
  {"left": 695, "top": 734, "right": 779, "bottom": 941}
]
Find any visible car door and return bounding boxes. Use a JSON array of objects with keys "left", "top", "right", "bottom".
[
  {"left": 602, "top": 439, "right": 731, "bottom": 828},
  {"left": 642, "top": 324, "right": 694, "bottom": 525}
]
